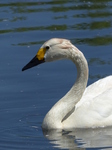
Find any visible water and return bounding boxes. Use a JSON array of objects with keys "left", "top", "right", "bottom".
[{"left": 0, "top": 0, "right": 112, "bottom": 149}]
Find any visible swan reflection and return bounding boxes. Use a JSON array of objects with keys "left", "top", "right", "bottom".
[{"left": 43, "top": 127, "right": 112, "bottom": 149}]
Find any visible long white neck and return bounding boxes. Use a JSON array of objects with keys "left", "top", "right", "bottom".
[{"left": 42, "top": 45, "right": 88, "bottom": 129}]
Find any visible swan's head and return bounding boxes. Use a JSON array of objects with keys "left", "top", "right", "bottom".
[{"left": 22, "top": 38, "right": 72, "bottom": 71}]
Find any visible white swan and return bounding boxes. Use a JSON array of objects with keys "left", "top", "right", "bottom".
[{"left": 22, "top": 38, "right": 112, "bottom": 129}]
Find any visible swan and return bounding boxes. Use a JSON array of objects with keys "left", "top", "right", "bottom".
[{"left": 22, "top": 38, "right": 112, "bottom": 129}]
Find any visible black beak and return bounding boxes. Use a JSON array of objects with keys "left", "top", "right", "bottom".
[{"left": 22, "top": 56, "right": 45, "bottom": 71}]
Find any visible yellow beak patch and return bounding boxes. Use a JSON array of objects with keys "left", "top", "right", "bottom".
[{"left": 36, "top": 48, "right": 46, "bottom": 60}]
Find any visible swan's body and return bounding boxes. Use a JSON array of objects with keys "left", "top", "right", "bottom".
[{"left": 22, "top": 38, "right": 112, "bottom": 129}]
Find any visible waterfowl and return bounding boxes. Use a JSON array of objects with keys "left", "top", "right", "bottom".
[{"left": 22, "top": 38, "right": 112, "bottom": 129}]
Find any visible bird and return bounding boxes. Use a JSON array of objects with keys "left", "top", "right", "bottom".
[{"left": 22, "top": 38, "right": 112, "bottom": 129}]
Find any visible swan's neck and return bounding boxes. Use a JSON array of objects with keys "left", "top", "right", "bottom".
[{"left": 42, "top": 46, "right": 88, "bottom": 129}]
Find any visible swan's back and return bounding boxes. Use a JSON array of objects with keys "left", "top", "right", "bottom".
[
  {"left": 63, "top": 76, "right": 112, "bottom": 128},
  {"left": 76, "top": 75, "right": 112, "bottom": 108}
]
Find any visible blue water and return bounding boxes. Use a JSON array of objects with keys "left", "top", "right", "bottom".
[{"left": 0, "top": 0, "right": 112, "bottom": 149}]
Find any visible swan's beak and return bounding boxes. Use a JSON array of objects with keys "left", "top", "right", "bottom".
[{"left": 22, "top": 48, "right": 45, "bottom": 71}]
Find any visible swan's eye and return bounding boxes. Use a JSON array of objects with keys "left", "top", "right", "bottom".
[{"left": 46, "top": 46, "right": 50, "bottom": 50}]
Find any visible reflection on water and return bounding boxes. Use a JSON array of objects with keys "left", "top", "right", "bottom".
[
  {"left": 75, "top": 36, "right": 112, "bottom": 46},
  {"left": 43, "top": 127, "right": 112, "bottom": 149},
  {"left": 0, "top": 0, "right": 112, "bottom": 46}
]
